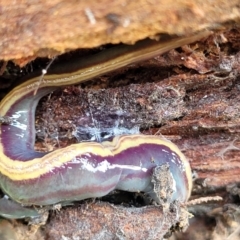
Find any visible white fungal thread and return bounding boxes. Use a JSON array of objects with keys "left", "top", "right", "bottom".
[
  {"left": 33, "top": 57, "right": 56, "bottom": 96},
  {"left": 216, "top": 139, "right": 240, "bottom": 160}
]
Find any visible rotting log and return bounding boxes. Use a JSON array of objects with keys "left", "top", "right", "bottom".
[
  {"left": 34, "top": 28, "right": 240, "bottom": 240},
  {"left": 0, "top": 0, "right": 240, "bottom": 239},
  {"left": 36, "top": 28, "right": 240, "bottom": 191}
]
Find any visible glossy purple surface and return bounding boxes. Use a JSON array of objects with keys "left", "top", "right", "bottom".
[{"left": 0, "top": 143, "right": 189, "bottom": 205}]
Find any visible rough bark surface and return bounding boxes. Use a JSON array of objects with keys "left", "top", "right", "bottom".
[
  {"left": 44, "top": 202, "right": 187, "bottom": 240},
  {"left": 0, "top": 0, "right": 239, "bottom": 62}
]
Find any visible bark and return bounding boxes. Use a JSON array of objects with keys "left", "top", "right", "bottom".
[{"left": 0, "top": 0, "right": 239, "bottom": 62}]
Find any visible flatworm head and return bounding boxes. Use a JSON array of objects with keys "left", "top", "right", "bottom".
[{"left": 105, "top": 134, "right": 192, "bottom": 203}]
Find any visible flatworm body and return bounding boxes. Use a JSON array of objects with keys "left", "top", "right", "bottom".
[
  {"left": 0, "top": 35, "right": 202, "bottom": 218},
  {"left": 0, "top": 87, "right": 192, "bottom": 206},
  {"left": 0, "top": 133, "right": 192, "bottom": 205}
]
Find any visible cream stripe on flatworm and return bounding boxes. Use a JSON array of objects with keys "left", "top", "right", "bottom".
[{"left": 0, "top": 134, "right": 192, "bottom": 198}]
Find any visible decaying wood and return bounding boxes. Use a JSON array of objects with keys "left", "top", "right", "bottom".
[
  {"left": 44, "top": 202, "right": 188, "bottom": 240},
  {"left": 33, "top": 28, "right": 240, "bottom": 239},
  {"left": 0, "top": 0, "right": 239, "bottom": 62},
  {"left": 1, "top": 1, "right": 240, "bottom": 239},
  {"left": 0, "top": 201, "right": 188, "bottom": 240},
  {"left": 36, "top": 28, "right": 240, "bottom": 191}
]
